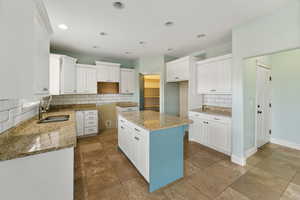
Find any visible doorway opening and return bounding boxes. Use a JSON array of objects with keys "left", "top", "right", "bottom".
[{"left": 139, "top": 74, "right": 160, "bottom": 112}]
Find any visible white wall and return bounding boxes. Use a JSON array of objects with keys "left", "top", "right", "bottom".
[
  {"left": 270, "top": 49, "right": 300, "bottom": 146},
  {"left": 232, "top": 0, "right": 300, "bottom": 162}
]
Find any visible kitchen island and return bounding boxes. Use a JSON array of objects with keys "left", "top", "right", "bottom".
[{"left": 118, "top": 110, "right": 190, "bottom": 192}]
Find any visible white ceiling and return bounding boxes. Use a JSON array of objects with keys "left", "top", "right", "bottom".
[{"left": 44, "top": 0, "right": 287, "bottom": 60}]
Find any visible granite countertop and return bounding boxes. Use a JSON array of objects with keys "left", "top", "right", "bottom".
[
  {"left": 119, "top": 110, "right": 190, "bottom": 131},
  {"left": 190, "top": 106, "right": 232, "bottom": 117},
  {"left": 116, "top": 102, "right": 138, "bottom": 108},
  {"left": 50, "top": 104, "right": 97, "bottom": 111},
  {"left": 0, "top": 105, "right": 95, "bottom": 161}
]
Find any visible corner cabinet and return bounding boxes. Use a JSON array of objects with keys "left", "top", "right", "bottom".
[
  {"left": 49, "top": 54, "right": 77, "bottom": 95},
  {"left": 166, "top": 57, "right": 194, "bottom": 82},
  {"left": 76, "top": 64, "right": 97, "bottom": 94},
  {"left": 196, "top": 54, "right": 232, "bottom": 94},
  {"left": 95, "top": 61, "right": 120, "bottom": 82},
  {"left": 189, "top": 111, "right": 231, "bottom": 155},
  {"left": 120, "top": 68, "right": 135, "bottom": 94}
]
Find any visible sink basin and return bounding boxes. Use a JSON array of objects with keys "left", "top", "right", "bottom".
[{"left": 38, "top": 115, "right": 70, "bottom": 124}]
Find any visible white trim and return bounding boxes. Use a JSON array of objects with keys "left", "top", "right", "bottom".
[
  {"left": 231, "top": 155, "right": 246, "bottom": 166},
  {"left": 270, "top": 138, "right": 300, "bottom": 151},
  {"left": 196, "top": 54, "right": 232, "bottom": 65},
  {"left": 95, "top": 61, "right": 121, "bottom": 67},
  {"left": 245, "top": 147, "right": 257, "bottom": 158},
  {"left": 33, "top": 0, "right": 53, "bottom": 34}
]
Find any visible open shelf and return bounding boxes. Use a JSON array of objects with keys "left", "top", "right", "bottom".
[{"left": 144, "top": 96, "right": 160, "bottom": 98}]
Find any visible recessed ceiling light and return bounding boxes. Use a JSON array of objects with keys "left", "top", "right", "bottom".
[
  {"left": 113, "top": 2, "right": 125, "bottom": 9},
  {"left": 139, "top": 41, "right": 146, "bottom": 45},
  {"left": 197, "top": 34, "right": 206, "bottom": 38},
  {"left": 58, "top": 24, "right": 68, "bottom": 30},
  {"left": 99, "top": 32, "right": 107, "bottom": 36},
  {"left": 125, "top": 52, "right": 131, "bottom": 54},
  {"left": 167, "top": 48, "right": 173, "bottom": 51},
  {"left": 165, "top": 21, "right": 174, "bottom": 27},
  {"left": 93, "top": 45, "right": 99, "bottom": 49}
]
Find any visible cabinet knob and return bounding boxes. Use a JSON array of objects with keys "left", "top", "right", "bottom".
[
  {"left": 121, "top": 126, "right": 125, "bottom": 129},
  {"left": 134, "top": 128, "right": 140, "bottom": 132},
  {"left": 43, "top": 88, "right": 48, "bottom": 91},
  {"left": 134, "top": 136, "right": 140, "bottom": 141}
]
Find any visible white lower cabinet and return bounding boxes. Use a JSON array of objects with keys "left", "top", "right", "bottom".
[
  {"left": 76, "top": 110, "right": 98, "bottom": 137},
  {"left": 118, "top": 116, "right": 149, "bottom": 182},
  {"left": 189, "top": 112, "right": 231, "bottom": 155}
]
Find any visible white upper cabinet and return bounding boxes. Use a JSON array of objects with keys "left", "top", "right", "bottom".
[
  {"left": 49, "top": 54, "right": 77, "bottom": 95},
  {"left": 120, "top": 69, "right": 135, "bottom": 94},
  {"left": 166, "top": 57, "right": 194, "bottom": 82},
  {"left": 33, "top": 5, "right": 52, "bottom": 95},
  {"left": 95, "top": 61, "right": 120, "bottom": 82},
  {"left": 0, "top": 0, "right": 52, "bottom": 99},
  {"left": 196, "top": 54, "right": 232, "bottom": 94},
  {"left": 76, "top": 64, "right": 97, "bottom": 94}
]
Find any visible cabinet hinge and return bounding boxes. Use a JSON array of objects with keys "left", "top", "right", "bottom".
[{"left": 269, "top": 129, "right": 272, "bottom": 135}]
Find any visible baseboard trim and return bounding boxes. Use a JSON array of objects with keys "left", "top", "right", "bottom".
[
  {"left": 231, "top": 155, "right": 246, "bottom": 166},
  {"left": 245, "top": 147, "right": 257, "bottom": 158},
  {"left": 270, "top": 138, "right": 300, "bottom": 151}
]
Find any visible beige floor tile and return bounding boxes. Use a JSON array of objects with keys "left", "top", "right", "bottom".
[
  {"left": 163, "top": 178, "right": 210, "bottom": 200},
  {"left": 255, "top": 155, "right": 297, "bottom": 181},
  {"left": 292, "top": 172, "right": 300, "bottom": 186},
  {"left": 281, "top": 183, "right": 300, "bottom": 200},
  {"left": 80, "top": 142, "right": 103, "bottom": 153},
  {"left": 187, "top": 170, "right": 232, "bottom": 199},
  {"left": 231, "top": 167, "right": 289, "bottom": 200},
  {"left": 88, "top": 184, "right": 129, "bottom": 200},
  {"left": 246, "top": 149, "right": 272, "bottom": 166},
  {"left": 215, "top": 187, "right": 250, "bottom": 200}
]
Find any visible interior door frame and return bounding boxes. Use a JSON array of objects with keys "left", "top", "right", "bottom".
[{"left": 255, "top": 62, "right": 272, "bottom": 148}]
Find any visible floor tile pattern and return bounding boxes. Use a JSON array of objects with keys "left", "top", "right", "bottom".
[{"left": 75, "top": 129, "right": 300, "bottom": 200}]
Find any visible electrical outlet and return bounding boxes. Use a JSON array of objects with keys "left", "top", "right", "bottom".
[{"left": 105, "top": 120, "right": 112, "bottom": 128}]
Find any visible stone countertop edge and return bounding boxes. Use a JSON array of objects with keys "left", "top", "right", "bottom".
[
  {"left": 119, "top": 111, "right": 191, "bottom": 132},
  {"left": 190, "top": 107, "right": 232, "bottom": 118}
]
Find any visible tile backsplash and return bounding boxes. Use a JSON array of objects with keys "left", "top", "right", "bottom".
[
  {"left": 203, "top": 94, "right": 232, "bottom": 108},
  {"left": 0, "top": 99, "right": 39, "bottom": 134},
  {"left": 50, "top": 94, "right": 135, "bottom": 106}
]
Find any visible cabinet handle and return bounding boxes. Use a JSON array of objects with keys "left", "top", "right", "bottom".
[
  {"left": 175, "top": 77, "right": 179, "bottom": 79},
  {"left": 210, "top": 89, "right": 216, "bottom": 92},
  {"left": 134, "top": 128, "right": 140, "bottom": 132},
  {"left": 214, "top": 118, "right": 220, "bottom": 120},
  {"left": 43, "top": 88, "right": 48, "bottom": 91},
  {"left": 120, "top": 120, "right": 125, "bottom": 123},
  {"left": 134, "top": 136, "right": 140, "bottom": 141},
  {"left": 203, "top": 121, "right": 209, "bottom": 124},
  {"left": 121, "top": 126, "right": 125, "bottom": 129}
]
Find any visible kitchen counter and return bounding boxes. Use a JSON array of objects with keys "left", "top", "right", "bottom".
[
  {"left": 119, "top": 110, "right": 190, "bottom": 131},
  {"left": 190, "top": 106, "right": 232, "bottom": 117},
  {"left": 0, "top": 109, "right": 77, "bottom": 161},
  {"left": 116, "top": 102, "right": 138, "bottom": 108}
]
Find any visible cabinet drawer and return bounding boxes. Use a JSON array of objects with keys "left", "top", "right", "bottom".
[
  {"left": 189, "top": 111, "right": 231, "bottom": 124},
  {"left": 85, "top": 120, "right": 97, "bottom": 127},
  {"left": 85, "top": 126, "right": 98, "bottom": 135},
  {"left": 84, "top": 110, "right": 98, "bottom": 116},
  {"left": 85, "top": 115, "right": 98, "bottom": 121}
]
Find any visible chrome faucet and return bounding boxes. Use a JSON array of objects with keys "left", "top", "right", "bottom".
[{"left": 38, "top": 96, "right": 52, "bottom": 121}]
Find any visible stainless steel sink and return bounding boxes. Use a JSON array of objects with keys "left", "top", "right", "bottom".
[{"left": 38, "top": 115, "right": 70, "bottom": 124}]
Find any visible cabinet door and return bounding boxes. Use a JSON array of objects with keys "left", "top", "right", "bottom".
[
  {"left": 86, "top": 68, "right": 97, "bottom": 93},
  {"left": 175, "top": 59, "right": 189, "bottom": 81},
  {"left": 217, "top": 58, "right": 232, "bottom": 93},
  {"left": 188, "top": 117, "right": 203, "bottom": 143},
  {"left": 61, "top": 57, "right": 76, "bottom": 94},
  {"left": 109, "top": 66, "right": 120, "bottom": 82},
  {"left": 76, "top": 111, "right": 84, "bottom": 137},
  {"left": 197, "top": 63, "right": 213, "bottom": 93},
  {"left": 76, "top": 67, "right": 87, "bottom": 93},
  {"left": 97, "top": 65, "right": 109, "bottom": 82},
  {"left": 166, "top": 63, "right": 176, "bottom": 82},
  {"left": 33, "top": 16, "right": 50, "bottom": 95},
  {"left": 120, "top": 69, "right": 135, "bottom": 93},
  {"left": 207, "top": 121, "right": 231, "bottom": 154}
]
